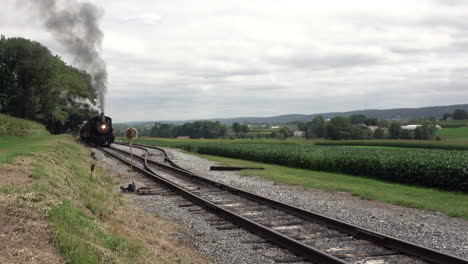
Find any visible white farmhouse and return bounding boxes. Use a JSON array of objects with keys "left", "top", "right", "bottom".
[
  {"left": 367, "top": 126, "right": 380, "bottom": 131},
  {"left": 293, "top": 131, "right": 304, "bottom": 137}
]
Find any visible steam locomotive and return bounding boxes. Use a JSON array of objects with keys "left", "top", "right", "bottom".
[{"left": 80, "top": 113, "right": 115, "bottom": 147}]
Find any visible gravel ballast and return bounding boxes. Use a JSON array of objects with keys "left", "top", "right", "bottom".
[
  {"left": 93, "top": 147, "right": 282, "bottom": 264},
  {"left": 94, "top": 145, "right": 468, "bottom": 263},
  {"left": 162, "top": 147, "right": 468, "bottom": 259}
]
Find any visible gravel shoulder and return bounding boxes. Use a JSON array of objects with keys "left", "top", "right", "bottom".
[
  {"left": 163, "top": 147, "right": 468, "bottom": 259},
  {"left": 94, "top": 147, "right": 281, "bottom": 264}
]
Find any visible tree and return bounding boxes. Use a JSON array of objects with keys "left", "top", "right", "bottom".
[
  {"left": 389, "top": 122, "right": 401, "bottom": 139},
  {"left": 271, "top": 126, "right": 292, "bottom": 139},
  {"left": 232, "top": 122, "right": 241, "bottom": 134},
  {"left": 0, "top": 36, "right": 97, "bottom": 133},
  {"left": 441, "top": 113, "right": 451, "bottom": 121},
  {"left": 400, "top": 129, "right": 413, "bottom": 140},
  {"left": 452, "top": 109, "right": 468, "bottom": 120},
  {"left": 414, "top": 121, "right": 437, "bottom": 140},
  {"left": 240, "top": 124, "right": 249, "bottom": 133},
  {"left": 373, "top": 128, "right": 385, "bottom": 139},
  {"left": 326, "top": 116, "right": 351, "bottom": 140},
  {"left": 306, "top": 126, "right": 316, "bottom": 139},
  {"left": 0, "top": 93, "right": 8, "bottom": 112},
  {"left": 305, "top": 115, "right": 326, "bottom": 139},
  {"left": 296, "top": 122, "right": 308, "bottom": 131},
  {"left": 378, "top": 119, "right": 390, "bottom": 128},
  {"left": 364, "top": 118, "right": 379, "bottom": 126},
  {"left": 349, "top": 125, "right": 371, "bottom": 139},
  {"left": 151, "top": 123, "right": 173, "bottom": 138},
  {"left": 279, "top": 127, "right": 292, "bottom": 137},
  {"left": 349, "top": 114, "right": 367, "bottom": 125}
]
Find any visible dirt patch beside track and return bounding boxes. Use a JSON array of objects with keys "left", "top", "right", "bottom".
[
  {"left": 0, "top": 156, "right": 35, "bottom": 186},
  {"left": 0, "top": 195, "right": 63, "bottom": 264}
]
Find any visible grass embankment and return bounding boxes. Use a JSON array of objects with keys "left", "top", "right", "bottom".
[
  {"left": 0, "top": 136, "right": 55, "bottom": 164},
  {"left": 0, "top": 114, "right": 49, "bottom": 136},
  {"left": 190, "top": 153, "right": 468, "bottom": 219},
  {"left": 0, "top": 114, "right": 52, "bottom": 163},
  {"left": 0, "top": 135, "right": 207, "bottom": 264}
]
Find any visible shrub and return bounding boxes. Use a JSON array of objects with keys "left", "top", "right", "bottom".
[{"left": 373, "top": 128, "right": 386, "bottom": 139}]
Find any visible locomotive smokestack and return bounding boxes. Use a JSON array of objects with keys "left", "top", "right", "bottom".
[
  {"left": 100, "top": 112, "right": 105, "bottom": 123},
  {"left": 21, "top": 0, "right": 108, "bottom": 112}
]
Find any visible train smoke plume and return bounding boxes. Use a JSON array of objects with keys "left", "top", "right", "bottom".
[{"left": 21, "top": 0, "right": 108, "bottom": 112}]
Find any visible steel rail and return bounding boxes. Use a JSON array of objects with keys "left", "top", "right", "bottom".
[
  {"left": 113, "top": 141, "right": 186, "bottom": 170},
  {"left": 108, "top": 143, "right": 468, "bottom": 264},
  {"left": 100, "top": 146, "right": 347, "bottom": 264}
]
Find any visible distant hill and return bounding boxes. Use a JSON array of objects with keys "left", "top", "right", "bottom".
[{"left": 119, "top": 104, "right": 468, "bottom": 126}]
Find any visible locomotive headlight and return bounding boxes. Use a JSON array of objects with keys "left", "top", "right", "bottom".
[{"left": 101, "top": 124, "right": 107, "bottom": 130}]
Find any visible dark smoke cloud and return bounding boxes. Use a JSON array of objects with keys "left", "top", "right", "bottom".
[{"left": 20, "top": 0, "right": 108, "bottom": 112}]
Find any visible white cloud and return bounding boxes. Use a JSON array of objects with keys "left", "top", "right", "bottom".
[
  {"left": 2, "top": 0, "right": 468, "bottom": 122},
  {"left": 123, "top": 13, "right": 162, "bottom": 25}
]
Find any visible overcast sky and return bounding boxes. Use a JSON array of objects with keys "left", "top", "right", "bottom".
[{"left": 2, "top": 0, "right": 468, "bottom": 122}]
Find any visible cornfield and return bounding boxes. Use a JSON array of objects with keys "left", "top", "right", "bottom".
[
  {"left": 135, "top": 139, "right": 468, "bottom": 192},
  {"left": 314, "top": 140, "right": 468, "bottom": 150}
]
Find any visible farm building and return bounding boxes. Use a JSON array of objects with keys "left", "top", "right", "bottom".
[
  {"left": 401, "top": 125, "right": 441, "bottom": 130},
  {"left": 293, "top": 131, "right": 304, "bottom": 137}
]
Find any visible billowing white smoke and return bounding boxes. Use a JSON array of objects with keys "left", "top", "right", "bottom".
[
  {"left": 21, "top": 0, "right": 108, "bottom": 112},
  {"left": 60, "top": 91, "right": 99, "bottom": 111}
]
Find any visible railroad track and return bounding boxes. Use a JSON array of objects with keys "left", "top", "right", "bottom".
[{"left": 99, "top": 142, "right": 468, "bottom": 264}]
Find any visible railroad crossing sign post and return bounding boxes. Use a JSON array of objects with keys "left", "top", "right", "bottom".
[{"left": 125, "top": 128, "right": 138, "bottom": 188}]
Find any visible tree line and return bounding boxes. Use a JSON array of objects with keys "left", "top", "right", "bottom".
[
  {"left": 297, "top": 115, "right": 439, "bottom": 140},
  {"left": 148, "top": 121, "right": 227, "bottom": 139},
  {"left": 140, "top": 121, "right": 294, "bottom": 140},
  {"left": 441, "top": 109, "right": 468, "bottom": 121},
  {"left": 0, "top": 36, "right": 98, "bottom": 133},
  {"left": 120, "top": 114, "right": 441, "bottom": 141}
]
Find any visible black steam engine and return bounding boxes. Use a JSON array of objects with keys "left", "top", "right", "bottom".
[{"left": 80, "top": 113, "right": 115, "bottom": 147}]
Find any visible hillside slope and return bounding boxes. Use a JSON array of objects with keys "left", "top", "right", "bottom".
[
  {"left": 0, "top": 114, "right": 49, "bottom": 136},
  {"left": 122, "top": 103, "right": 468, "bottom": 125},
  {"left": 0, "top": 135, "right": 208, "bottom": 263}
]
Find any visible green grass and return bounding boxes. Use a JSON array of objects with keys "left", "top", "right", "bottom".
[
  {"left": 439, "top": 120, "right": 468, "bottom": 128},
  {"left": 193, "top": 152, "right": 468, "bottom": 219},
  {"left": 0, "top": 114, "right": 52, "bottom": 163},
  {"left": 0, "top": 135, "right": 55, "bottom": 163},
  {"left": 49, "top": 200, "right": 144, "bottom": 264},
  {"left": 0, "top": 114, "right": 49, "bottom": 136},
  {"left": 14, "top": 136, "right": 148, "bottom": 263},
  {"left": 437, "top": 126, "right": 468, "bottom": 141},
  {"left": 0, "top": 135, "right": 203, "bottom": 264}
]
